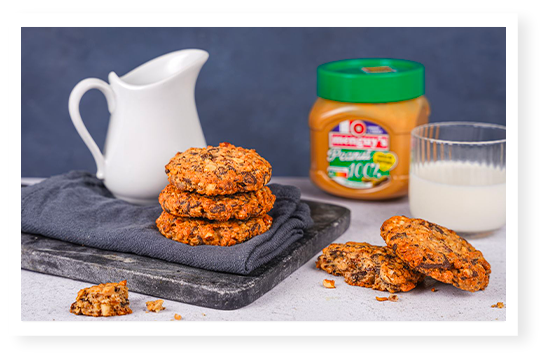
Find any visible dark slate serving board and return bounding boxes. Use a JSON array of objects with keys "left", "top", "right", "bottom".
[{"left": 21, "top": 200, "right": 350, "bottom": 310}]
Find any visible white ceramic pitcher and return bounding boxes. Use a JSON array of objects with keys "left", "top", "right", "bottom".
[{"left": 69, "top": 49, "right": 208, "bottom": 204}]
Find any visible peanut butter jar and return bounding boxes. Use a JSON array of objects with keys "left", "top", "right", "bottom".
[{"left": 309, "top": 58, "right": 430, "bottom": 200}]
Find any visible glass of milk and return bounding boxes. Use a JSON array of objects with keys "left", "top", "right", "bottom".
[{"left": 409, "top": 122, "right": 506, "bottom": 233}]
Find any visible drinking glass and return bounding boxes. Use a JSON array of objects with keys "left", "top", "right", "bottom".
[{"left": 409, "top": 122, "right": 506, "bottom": 233}]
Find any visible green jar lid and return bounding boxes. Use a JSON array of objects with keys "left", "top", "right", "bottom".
[{"left": 317, "top": 58, "right": 425, "bottom": 103}]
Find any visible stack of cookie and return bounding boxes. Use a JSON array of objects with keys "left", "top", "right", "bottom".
[
  {"left": 156, "top": 142, "right": 276, "bottom": 247},
  {"left": 317, "top": 216, "right": 491, "bottom": 293}
]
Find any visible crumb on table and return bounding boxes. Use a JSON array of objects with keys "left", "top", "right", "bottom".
[
  {"left": 146, "top": 299, "right": 165, "bottom": 313},
  {"left": 323, "top": 279, "right": 336, "bottom": 288},
  {"left": 491, "top": 302, "right": 505, "bottom": 309}
]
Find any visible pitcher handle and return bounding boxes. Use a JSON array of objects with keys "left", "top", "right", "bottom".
[{"left": 68, "top": 78, "right": 116, "bottom": 180}]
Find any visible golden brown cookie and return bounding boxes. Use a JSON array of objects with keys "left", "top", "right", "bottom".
[
  {"left": 159, "top": 184, "right": 275, "bottom": 221},
  {"left": 381, "top": 216, "right": 491, "bottom": 292},
  {"left": 156, "top": 211, "right": 273, "bottom": 247},
  {"left": 70, "top": 280, "right": 132, "bottom": 317},
  {"left": 165, "top": 143, "right": 272, "bottom": 196},
  {"left": 316, "top": 242, "right": 424, "bottom": 293}
]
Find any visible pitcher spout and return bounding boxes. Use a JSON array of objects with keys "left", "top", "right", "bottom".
[{"left": 109, "top": 49, "right": 209, "bottom": 89}]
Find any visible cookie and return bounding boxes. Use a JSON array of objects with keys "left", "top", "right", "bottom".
[
  {"left": 165, "top": 142, "right": 272, "bottom": 196},
  {"left": 70, "top": 280, "right": 132, "bottom": 317},
  {"left": 159, "top": 184, "right": 276, "bottom": 221},
  {"left": 316, "top": 242, "right": 424, "bottom": 293},
  {"left": 156, "top": 211, "right": 273, "bottom": 247},
  {"left": 381, "top": 216, "right": 491, "bottom": 292}
]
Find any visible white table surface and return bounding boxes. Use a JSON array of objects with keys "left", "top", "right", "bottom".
[{"left": 21, "top": 177, "right": 506, "bottom": 321}]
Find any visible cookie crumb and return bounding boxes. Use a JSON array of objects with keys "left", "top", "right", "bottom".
[
  {"left": 145, "top": 299, "right": 165, "bottom": 313},
  {"left": 323, "top": 279, "right": 336, "bottom": 288},
  {"left": 202, "top": 313, "right": 206, "bottom": 316},
  {"left": 491, "top": 302, "right": 505, "bottom": 309},
  {"left": 388, "top": 294, "right": 398, "bottom": 302},
  {"left": 69, "top": 280, "right": 132, "bottom": 317},
  {"left": 431, "top": 288, "right": 437, "bottom": 292},
  {"left": 174, "top": 313, "right": 182, "bottom": 320},
  {"left": 376, "top": 296, "right": 389, "bottom": 302}
]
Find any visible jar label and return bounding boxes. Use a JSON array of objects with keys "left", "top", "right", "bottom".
[{"left": 327, "top": 120, "right": 397, "bottom": 189}]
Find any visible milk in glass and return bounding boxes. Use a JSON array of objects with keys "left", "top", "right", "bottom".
[{"left": 409, "top": 161, "right": 506, "bottom": 233}]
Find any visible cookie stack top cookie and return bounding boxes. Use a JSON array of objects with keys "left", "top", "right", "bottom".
[
  {"left": 156, "top": 143, "right": 275, "bottom": 247},
  {"left": 165, "top": 142, "right": 272, "bottom": 196}
]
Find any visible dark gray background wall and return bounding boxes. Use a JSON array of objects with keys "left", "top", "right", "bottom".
[{"left": 21, "top": 27, "right": 506, "bottom": 177}]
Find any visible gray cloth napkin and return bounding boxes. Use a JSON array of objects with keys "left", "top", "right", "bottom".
[{"left": 21, "top": 171, "right": 313, "bottom": 275}]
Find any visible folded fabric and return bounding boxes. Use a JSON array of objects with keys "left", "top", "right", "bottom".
[{"left": 21, "top": 171, "right": 313, "bottom": 275}]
